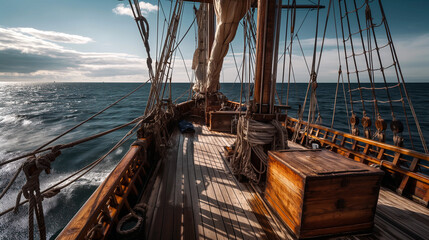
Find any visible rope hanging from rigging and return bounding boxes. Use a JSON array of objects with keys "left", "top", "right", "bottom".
[{"left": 14, "top": 148, "right": 61, "bottom": 240}]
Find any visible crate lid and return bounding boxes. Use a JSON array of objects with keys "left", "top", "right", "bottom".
[{"left": 269, "top": 149, "right": 383, "bottom": 177}]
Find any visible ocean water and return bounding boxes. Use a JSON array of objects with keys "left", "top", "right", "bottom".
[{"left": 0, "top": 82, "right": 428, "bottom": 239}]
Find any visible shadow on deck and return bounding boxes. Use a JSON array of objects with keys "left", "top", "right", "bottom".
[{"left": 139, "top": 123, "right": 429, "bottom": 240}]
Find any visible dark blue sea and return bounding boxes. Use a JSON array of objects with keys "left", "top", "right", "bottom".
[{"left": 0, "top": 82, "right": 428, "bottom": 239}]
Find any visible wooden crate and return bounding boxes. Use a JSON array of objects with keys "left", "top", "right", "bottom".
[
  {"left": 265, "top": 149, "right": 384, "bottom": 239},
  {"left": 209, "top": 111, "right": 244, "bottom": 132}
]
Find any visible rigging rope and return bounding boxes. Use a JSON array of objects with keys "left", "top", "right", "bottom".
[
  {"left": 377, "top": 0, "right": 427, "bottom": 152},
  {"left": 1, "top": 114, "right": 150, "bottom": 219},
  {"left": 286, "top": 0, "right": 296, "bottom": 107},
  {"left": 342, "top": 0, "right": 367, "bottom": 116},
  {"left": 280, "top": 0, "right": 291, "bottom": 106},
  {"left": 0, "top": 80, "right": 150, "bottom": 202},
  {"left": 331, "top": 2, "right": 350, "bottom": 131},
  {"left": 352, "top": 0, "right": 379, "bottom": 139}
]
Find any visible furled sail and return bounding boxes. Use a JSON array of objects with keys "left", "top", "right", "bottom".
[
  {"left": 194, "top": 0, "right": 251, "bottom": 93},
  {"left": 192, "top": 4, "right": 208, "bottom": 93}
]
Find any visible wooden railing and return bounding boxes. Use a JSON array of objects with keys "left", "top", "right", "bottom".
[
  {"left": 286, "top": 117, "right": 429, "bottom": 206},
  {"left": 56, "top": 139, "right": 151, "bottom": 240},
  {"left": 56, "top": 100, "right": 196, "bottom": 239},
  {"left": 224, "top": 100, "right": 429, "bottom": 205}
]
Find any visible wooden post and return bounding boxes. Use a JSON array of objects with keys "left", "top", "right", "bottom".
[
  {"left": 254, "top": 0, "right": 280, "bottom": 114},
  {"left": 207, "top": 4, "right": 215, "bottom": 57}
]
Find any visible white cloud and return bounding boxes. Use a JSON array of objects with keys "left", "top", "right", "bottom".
[
  {"left": 0, "top": 27, "right": 147, "bottom": 82},
  {"left": 1, "top": 24, "right": 428, "bottom": 84},
  {"left": 13, "top": 28, "right": 93, "bottom": 44},
  {"left": 113, "top": 2, "right": 158, "bottom": 17}
]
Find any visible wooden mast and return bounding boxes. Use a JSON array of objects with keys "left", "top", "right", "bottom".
[
  {"left": 252, "top": 1, "right": 324, "bottom": 115},
  {"left": 207, "top": 4, "right": 215, "bottom": 57},
  {"left": 254, "top": 0, "right": 282, "bottom": 114}
]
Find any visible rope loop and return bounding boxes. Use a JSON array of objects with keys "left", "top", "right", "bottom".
[{"left": 116, "top": 203, "right": 147, "bottom": 239}]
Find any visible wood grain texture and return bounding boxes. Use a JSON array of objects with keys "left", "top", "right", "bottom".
[
  {"left": 266, "top": 149, "right": 384, "bottom": 239},
  {"left": 143, "top": 124, "right": 268, "bottom": 239},
  {"left": 57, "top": 139, "right": 147, "bottom": 240}
]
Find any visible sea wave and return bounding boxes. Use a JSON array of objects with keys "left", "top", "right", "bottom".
[
  {"left": 0, "top": 161, "right": 116, "bottom": 240},
  {"left": 0, "top": 114, "right": 40, "bottom": 127}
]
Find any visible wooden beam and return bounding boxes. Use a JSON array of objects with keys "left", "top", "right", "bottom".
[
  {"left": 397, "top": 157, "right": 420, "bottom": 195},
  {"left": 207, "top": 4, "right": 215, "bottom": 57},
  {"left": 254, "top": 0, "right": 280, "bottom": 114}
]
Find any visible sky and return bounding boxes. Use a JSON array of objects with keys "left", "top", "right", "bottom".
[{"left": 1, "top": 0, "right": 429, "bottom": 83}]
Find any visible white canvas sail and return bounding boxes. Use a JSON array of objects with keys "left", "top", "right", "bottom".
[
  {"left": 193, "top": 0, "right": 251, "bottom": 93},
  {"left": 192, "top": 4, "right": 208, "bottom": 93}
]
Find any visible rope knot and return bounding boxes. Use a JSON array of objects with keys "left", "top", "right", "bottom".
[
  {"left": 310, "top": 71, "right": 317, "bottom": 82},
  {"left": 21, "top": 156, "right": 41, "bottom": 200},
  {"left": 16, "top": 148, "right": 61, "bottom": 240},
  {"left": 37, "top": 149, "right": 61, "bottom": 174}
]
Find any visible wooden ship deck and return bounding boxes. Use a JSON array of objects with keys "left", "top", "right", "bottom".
[
  {"left": 139, "top": 123, "right": 429, "bottom": 240},
  {"left": 15, "top": 1, "right": 427, "bottom": 239}
]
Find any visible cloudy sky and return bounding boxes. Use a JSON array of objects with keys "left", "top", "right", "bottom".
[{"left": 1, "top": 0, "right": 429, "bottom": 82}]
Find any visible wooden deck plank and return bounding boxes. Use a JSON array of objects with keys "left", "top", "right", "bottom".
[
  {"left": 183, "top": 134, "right": 197, "bottom": 240},
  {"left": 200, "top": 127, "right": 246, "bottom": 239},
  {"left": 212, "top": 133, "right": 286, "bottom": 239},
  {"left": 172, "top": 133, "right": 185, "bottom": 239},
  {"left": 185, "top": 133, "right": 204, "bottom": 239},
  {"left": 206, "top": 128, "right": 269, "bottom": 239},
  {"left": 145, "top": 129, "right": 180, "bottom": 239},
  {"left": 375, "top": 188, "right": 429, "bottom": 239},
  {"left": 199, "top": 139, "right": 237, "bottom": 239},
  {"left": 149, "top": 130, "right": 180, "bottom": 239},
  {"left": 203, "top": 132, "right": 247, "bottom": 238},
  {"left": 144, "top": 124, "right": 272, "bottom": 239},
  {"left": 204, "top": 128, "right": 265, "bottom": 240},
  {"left": 193, "top": 127, "right": 219, "bottom": 239},
  {"left": 194, "top": 126, "right": 230, "bottom": 240}
]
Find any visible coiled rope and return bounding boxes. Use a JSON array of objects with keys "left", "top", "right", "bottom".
[{"left": 231, "top": 116, "right": 287, "bottom": 183}]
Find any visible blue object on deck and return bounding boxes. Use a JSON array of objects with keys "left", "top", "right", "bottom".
[{"left": 178, "top": 120, "right": 195, "bottom": 133}]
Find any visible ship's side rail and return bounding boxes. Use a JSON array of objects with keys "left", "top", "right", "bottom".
[
  {"left": 56, "top": 100, "right": 196, "bottom": 239},
  {"left": 57, "top": 137, "right": 152, "bottom": 240},
  {"left": 286, "top": 117, "right": 429, "bottom": 206}
]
